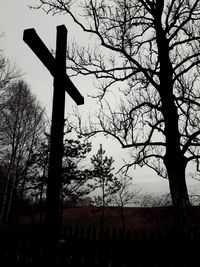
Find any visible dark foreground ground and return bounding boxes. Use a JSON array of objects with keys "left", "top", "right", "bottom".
[{"left": 1, "top": 206, "right": 200, "bottom": 266}]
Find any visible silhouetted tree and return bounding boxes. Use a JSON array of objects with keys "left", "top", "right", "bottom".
[
  {"left": 91, "top": 144, "right": 121, "bottom": 229},
  {"left": 139, "top": 192, "right": 172, "bottom": 208},
  {"left": 0, "top": 80, "right": 46, "bottom": 224},
  {"left": 34, "top": 0, "right": 200, "bottom": 231},
  {"left": 0, "top": 163, "right": 8, "bottom": 210},
  {"left": 26, "top": 134, "right": 50, "bottom": 207},
  {"left": 0, "top": 52, "right": 19, "bottom": 93},
  {"left": 28, "top": 130, "right": 93, "bottom": 208},
  {"left": 111, "top": 175, "right": 141, "bottom": 229},
  {"left": 61, "top": 133, "right": 93, "bottom": 206}
]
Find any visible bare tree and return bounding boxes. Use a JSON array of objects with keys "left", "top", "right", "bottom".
[
  {"left": 0, "top": 53, "right": 19, "bottom": 93},
  {"left": 33, "top": 0, "right": 200, "bottom": 230},
  {"left": 139, "top": 192, "right": 172, "bottom": 207},
  {"left": 111, "top": 175, "right": 141, "bottom": 229},
  {"left": 0, "top": 80, "right": 47, "bottom": 224}
]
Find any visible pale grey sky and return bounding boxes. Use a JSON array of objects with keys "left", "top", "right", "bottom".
[
  {"left": 0, "top": 0, "right": 199, "bottom": 195},
  {"left": 0, "top": 0, "right": 88, "bottom": 115}
]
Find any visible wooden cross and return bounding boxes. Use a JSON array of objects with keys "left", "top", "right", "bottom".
[{"left": 23, "top": 25, "right": 84, "bottom": 257}]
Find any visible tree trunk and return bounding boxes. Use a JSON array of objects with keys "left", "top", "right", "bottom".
[
  {"left": 155, "top": 15, "right": 190, "bottom": 206},
  {"left": 164, "top": 153, "right": 189, "bottom": 208},
  {"left": 155, "top": 14, "right": 192, "bottom": 234},
  {"left": 164, "top": 151, "right": 193, "bottom": 236},
  {"left": 161, "top": 89, "right": 190, "bottom": 209},
  {"left": 101, "top": 179, "right": 105, "bottom": 231},
  {"left": 0, "top": 153, "right": 15, "bottom": 225},
  {"left": 120, "top": 206, "right": 126, "bottom": 230}
]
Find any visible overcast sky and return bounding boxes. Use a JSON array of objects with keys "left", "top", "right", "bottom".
[
  {"left": 0, "top": 0, "right": 81, "bottom": 115},
  {"left": 0, "top": 0, "right": 199, "bottom": 195}
]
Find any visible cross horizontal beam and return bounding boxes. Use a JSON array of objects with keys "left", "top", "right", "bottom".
[{"left": 23, "top": 27, "right": 84, "bottom": 105}]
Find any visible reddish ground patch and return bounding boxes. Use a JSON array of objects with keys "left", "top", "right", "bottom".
[
  {"left": 61, "top": 206, "right": 175, "bottom": 229},
  {"left": 20, "top": 206, "right": 200, "bottom": 230}
]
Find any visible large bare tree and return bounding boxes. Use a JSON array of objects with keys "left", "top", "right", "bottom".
[{"left": 33, "top": 1, "right": 200, "bottom": 216}]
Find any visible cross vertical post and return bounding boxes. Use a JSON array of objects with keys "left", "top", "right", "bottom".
[
  {"left": 45, "top": 25, "right": 67, "bottom": 252},
  {"left": 23, "top": 24, "right": 84, "bottom": 264}
]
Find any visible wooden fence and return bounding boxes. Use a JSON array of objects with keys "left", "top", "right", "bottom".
[{"left": 0, "top": 224, "right": 199, "bottom": 266}]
